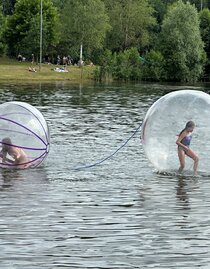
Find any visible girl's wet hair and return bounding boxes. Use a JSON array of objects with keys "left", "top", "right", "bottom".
[
  {"left": 179, "top": 121, "right": 195, "bottom": 136},
  {"left": 185, "top": 121, "right": 195, "bottom": 129}
]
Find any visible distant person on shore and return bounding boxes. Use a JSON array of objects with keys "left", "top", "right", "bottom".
[
  {"left": 176, "top": 121, "right": 199, "bottom": 176},
  {"left": 17, "top": 54, "right": 23, "bottom": 62},
  {"left": 28, "top": 66, "right": 37, "bottom": 72},
  {"left": 67, "top": 55, "right": 72, "bottom": 65},
  {"left": 57, "top": 55, "right": 61, "bottom": 65},
  {"left": 53, "top": 66, "right": 68, "bottom": 72},
  {"left": 63, "top": 56, "right": 67, "bottom": 65},
  {"left": 31, "top": 54, "right": 35, "bottom": 64}
]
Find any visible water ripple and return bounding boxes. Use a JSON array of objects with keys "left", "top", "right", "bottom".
[{"left": 0, "top": 82, "right": 210, "bottom": 268}]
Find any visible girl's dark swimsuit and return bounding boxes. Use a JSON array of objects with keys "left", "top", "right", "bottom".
[{"left": 178, "top": 134, "right": 192, "bottom": 152}]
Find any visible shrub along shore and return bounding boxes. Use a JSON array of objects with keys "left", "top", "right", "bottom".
[{"left": 0, "top": 58, "right": 95, "bottom": 83}]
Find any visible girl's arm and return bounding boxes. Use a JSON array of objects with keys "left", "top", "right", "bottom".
[{"left": 176, "top": 131, "right": 189, "bottom": 151}]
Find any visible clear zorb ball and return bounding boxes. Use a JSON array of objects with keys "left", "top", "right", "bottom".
[{"left": 141, "top": 90, "right": 210, "bottom": 175}]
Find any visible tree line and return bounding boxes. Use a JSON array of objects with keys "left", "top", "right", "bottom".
[{"left": 0, "top": 0, "right": 210, "bottom": 82}]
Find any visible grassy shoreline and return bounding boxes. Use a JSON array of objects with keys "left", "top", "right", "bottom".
[{"left": 0, "top": 57, "right": 95, "bottom": 83}]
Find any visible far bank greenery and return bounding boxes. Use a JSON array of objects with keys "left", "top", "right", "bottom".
[{"left": 0, "top": 0, "right": 210, "bottom": 83}]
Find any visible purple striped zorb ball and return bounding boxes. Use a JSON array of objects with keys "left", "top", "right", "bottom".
[{"left": 0, "top": 101, "right": 50, "bottom": 169}]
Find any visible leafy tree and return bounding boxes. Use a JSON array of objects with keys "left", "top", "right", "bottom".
[
  {"left": 188, "top": 0, "right": 207, "bottom": 10},
  {"left": 149, "top": 0, "right": 208, "bottom": 23},
  {"left": 0, "top": 0, "right": 16, "bottom": 15},
  {"left": 94, "top": 47, "right": 143, "bottom": 81},
  {"left": 205, "top": 0, "right": 210, "bottom": 10},
  {"left": 0, "top": 5, "right": 6, "bottom": 54},
  {"left": 149, "top": 0, "right": 176, "bottom": 23},
  {"left": 115, "top": 47, "right": 143, "bottom": 80},
  {"left": 200, "top": 8, "right": 210, "bottom": 69},
  {"left": 104, "top": 0, "right": 156, "bottom": 51},
  {"left": 4, "top": 0, "right": 60, "bottom": 59},
  {"left": 59, "top": 0, "right": 110, "bottom": 60},
  {"left": 148, "top": 0, "right": 178, "bottom": 52},
  {"left": 52, "top": 0, "right": 65, "bottom": 10},
  {"left": 93, "top": 49, "right": 117, "bottom": 81},
  {"left": 159, "top": 0, "right": 205, "bottom": 82},
  {"left": 143, "top": 50, "right": 165, "bottom": 81}
]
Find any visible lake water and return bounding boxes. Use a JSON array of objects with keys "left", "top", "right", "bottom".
[{"left": 0, "top": 82, "right": 210, "bottom": 268}]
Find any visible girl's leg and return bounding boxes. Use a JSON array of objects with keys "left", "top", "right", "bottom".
[
  {"left": 186, "top": 149, "right": 199, "bottom": 176},
  {"left": 178, "top": 149, "right": 185, "bottom": 173}
]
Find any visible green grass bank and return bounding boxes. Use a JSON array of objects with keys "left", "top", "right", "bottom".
[{"left": 0, "top": 57, "right": 95, "bottom": 83}]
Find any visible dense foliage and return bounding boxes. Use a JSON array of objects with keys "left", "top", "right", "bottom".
[
  {"left": 0, "top": 5, "right": 6, "bottom": 55},
  {"left": 0, "top": 0, "right": 210, "bottom": 82},
  {"left": 59, "top": 0, "right": 110, "bottom": 58},
  {"left": 159, "top": 1, "right": 205, "bottom": 82},
  {"left": 104, "top": 0, "right": 156, "bottom": 51},
  {"left": 3, "top": 0, "right": 60, "bottom": 59}
]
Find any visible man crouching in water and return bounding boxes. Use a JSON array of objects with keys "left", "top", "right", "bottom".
[{"left": 0, "top": 137, "right": 29, "bottom": 168}]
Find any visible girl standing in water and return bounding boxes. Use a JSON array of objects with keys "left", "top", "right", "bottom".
[{"left": 176, "top": 121, "right": 199, "bottom": 176}]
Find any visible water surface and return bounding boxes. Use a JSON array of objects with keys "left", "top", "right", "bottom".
[{"left": 0, "top": 82, "right": 210, "bottom": 268}]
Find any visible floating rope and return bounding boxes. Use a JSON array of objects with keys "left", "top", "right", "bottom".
[{"left": 74, "top": 122, "right": 142, "bottom": 170}]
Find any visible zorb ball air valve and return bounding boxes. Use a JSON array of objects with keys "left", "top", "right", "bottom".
[
  {"left": 0, "top": 101, "right": 50, "bottom": 169},
  {"left": 141, "top": 90, "right": 210, "bottom": 175}
]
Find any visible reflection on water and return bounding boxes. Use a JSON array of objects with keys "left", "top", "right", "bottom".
[
  {"left": 176, "top": 176, "right": 190, "bottom": 205},
  {"left": 0, "top": 82, "right": 210, "bottom": 268}
]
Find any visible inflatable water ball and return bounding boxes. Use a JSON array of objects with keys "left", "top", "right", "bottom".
[
  {"left": 141, "top": 90, "right": 210, "bottom": 175},
  {"left": 0, "top": 101, "right": 50, "bottom": 169}
]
